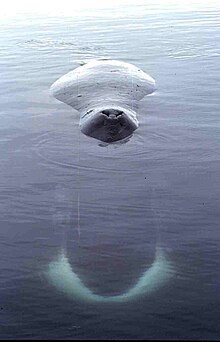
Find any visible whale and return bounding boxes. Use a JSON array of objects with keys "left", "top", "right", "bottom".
[
  {"left": 46, "top": 61, "right": 174, "bottom": 303},
  {"left": 50, "top": 59, "right": 156, "bottom": 142}
]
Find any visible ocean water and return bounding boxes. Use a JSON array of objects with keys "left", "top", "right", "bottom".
[{"left": 1, "top": 1, "right": 220, "bottom": 339}]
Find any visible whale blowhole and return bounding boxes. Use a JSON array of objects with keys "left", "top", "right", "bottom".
[{"left": 50, "top": 59, "right": 156, "bottom": 143}]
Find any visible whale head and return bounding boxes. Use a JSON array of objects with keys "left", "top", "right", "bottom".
[
  {"left": 50, "top": 60, "right": 156, "bottom": 143},
  {"left": 79, "top": 105, "right": 138, "bottom": 143}
]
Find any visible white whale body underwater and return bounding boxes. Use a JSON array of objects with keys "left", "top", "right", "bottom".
[{"left": 50, "top": 59, "right": 156, "bottom": 142}]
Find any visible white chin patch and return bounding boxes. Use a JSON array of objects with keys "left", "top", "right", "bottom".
[{"left": 46, "top": 248, "right": 174, "bottom": 303}]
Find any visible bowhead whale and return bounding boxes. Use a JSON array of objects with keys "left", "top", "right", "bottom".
[
  {"left": 47, "top": 61, "right": 175, "bottom": 303},
  {"left": 50, "top": 59, "right": 156, "bottom": 142}
]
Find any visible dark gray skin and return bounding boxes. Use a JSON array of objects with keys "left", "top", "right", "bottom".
[
  {"left": 80, "top": 106, "right": 138, "bottom": 143},
  {"left": 50, "top": 59, "right": 156, "bottom": 143}
]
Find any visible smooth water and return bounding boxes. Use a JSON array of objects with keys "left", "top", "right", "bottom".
[{"left": 1, "top": 1, "right": 220, "bottom": 339}]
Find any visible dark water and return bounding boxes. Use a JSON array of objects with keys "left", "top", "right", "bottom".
[{"left": 1, "top": 1, "right": 220, "bottom": 339}]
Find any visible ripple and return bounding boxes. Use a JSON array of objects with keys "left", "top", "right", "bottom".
[
  {"left": 33, "top": 120, "right": 177, "bottom": 174},
  {"left": 33, "top": 130, "right": 149, "bottom": 174}
]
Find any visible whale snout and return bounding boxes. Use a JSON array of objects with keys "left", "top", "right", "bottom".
[
  {"left": 102, "top": 109, "right": 123, "bottom": 120},
  {"left": 102, "top": 109, "right": 125, "bottom": 133},
  {"left": 80, "top": 106, "right": 138, "bottom": 143}
]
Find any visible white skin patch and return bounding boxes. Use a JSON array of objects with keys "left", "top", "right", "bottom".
[
  {"left": 50, "top": 59, "right": 156, "bottom": 142},
  {"left": 47, "top": 247, "right": 174, "bottom": 303}
]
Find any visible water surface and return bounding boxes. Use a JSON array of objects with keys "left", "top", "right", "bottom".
[{"left": 1, "top": 1, "right": 220, "bottom": 339}]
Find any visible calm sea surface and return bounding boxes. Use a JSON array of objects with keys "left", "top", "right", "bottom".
[{"left": 1, "top": 1, "right": 220, "bottom": 339}]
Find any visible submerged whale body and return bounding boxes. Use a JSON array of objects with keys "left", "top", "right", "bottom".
[{"left": 50, "top": 59, "right": 156, "bottom": 142}]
